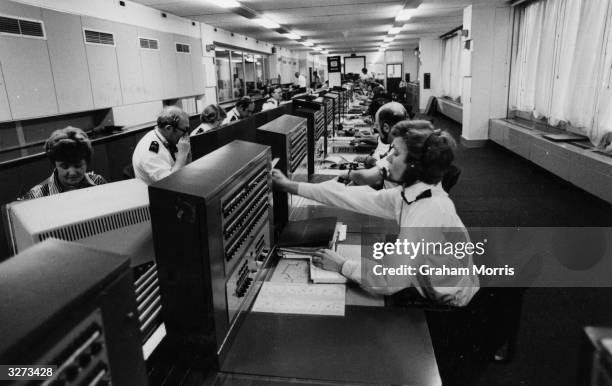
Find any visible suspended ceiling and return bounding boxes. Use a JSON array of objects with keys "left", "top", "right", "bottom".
[{"left": 132, "top": 0, "right": 510, "bottom": 54}]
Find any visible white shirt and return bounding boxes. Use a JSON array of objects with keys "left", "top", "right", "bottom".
[
  {"left": 261, "top": 98, "right": 279, "bottom": 112},
  {"left": 296, "top": 75, "right": 307, "bottom": 88},
  {"left": 372, "top": 137, "right": 392, "bottom": 166},
  {"left": 297, "top": 179, "right": 480, "bottom": 306},
  {"left": 132, "top": 129, "right": 176, "bottom": 185},
  {"left": 222, "top": 107, "right": 241, "bottom": 125},
  {"left": 190, "top": 123, "right": 214, "bottom": 136}
]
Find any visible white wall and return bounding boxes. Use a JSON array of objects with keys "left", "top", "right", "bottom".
[
  {"left": 200, "top": 23, "right": 273, "bottom": 58},
  {"left": 403, "top": 49, "right": 419, "bottom": 82},
  {"left": 419, "top": 37, "right": 443, "bottom": 111},
  {"left": 461, "top": 4, "right": 511, "bottom": 142}
]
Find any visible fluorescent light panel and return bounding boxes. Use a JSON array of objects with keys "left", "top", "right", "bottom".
[
  {"left": 388, "top": 26, "right": 402, "bottom": 34},
  {"left": 214, "top": 0, "right": 241, "bottom": 8},
  {"left": 300, "top": 41, "right": 313, "bottom": 46},
  {"left": 283, "top": 32, "right": 301, "bottom": 40},
  {"left": 253, "top": 17, "right": 280, "bottom": 29},
  {"left": 383, "top": 36, "right": 394, "bottom": 42},
  {"left": 396, "top": 9, "right": 415, "bottom": 21}
]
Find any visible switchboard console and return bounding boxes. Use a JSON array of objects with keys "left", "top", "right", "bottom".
[
  {"left": 148, "top": 140, "right": 273, "bottom": 366},
  {"left": 0, "top": 239, "right": 147, "bottom": 386}
]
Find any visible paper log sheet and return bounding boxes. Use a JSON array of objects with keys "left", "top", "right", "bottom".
[{"left": 252, "top": 282, "right": 346, "bottom": 316}]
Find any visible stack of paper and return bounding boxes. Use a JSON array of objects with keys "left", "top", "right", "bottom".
[{"left": 252, "top": 282, "right": 345, "bottom": 316}]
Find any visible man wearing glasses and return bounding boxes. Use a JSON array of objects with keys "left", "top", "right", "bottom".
[
  {"left": 132, "top": 106, "right": 191, "bottom": 185},
  {"left": 222, "top": 96, "right": 255, "bottom": 125}
]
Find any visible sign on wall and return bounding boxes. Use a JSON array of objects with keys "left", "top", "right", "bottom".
[{"left": 327, "top": 56, "right": 341, "bottom": 73}]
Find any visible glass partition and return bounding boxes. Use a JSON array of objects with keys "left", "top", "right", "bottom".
[
  {"left": 231, "top": 50, "right": 245, "bottom": 98},
  {"left": 215, "top": 48, "right": 232, "bottom": 102}
]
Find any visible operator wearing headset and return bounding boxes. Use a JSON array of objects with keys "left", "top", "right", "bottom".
[{"left": 271, "top": 120, "right": 479, "bottom": 307}]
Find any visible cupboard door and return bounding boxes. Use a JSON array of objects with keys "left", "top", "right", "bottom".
[
  {"left": 0, "top": 2, "right": 58, "bottom": 120},
  {"left": 43, "top": 9, "right": 94, "bottom": 114},
  {"left": 81, "top": 16, "right": 122, "bottom": 108},
  {"left": 159, "top": 32, "right": 180, "bottom": 98},
  {"left": 0, "top": 64, "right": 12, "bottom": 122},
  {"left": 115, "top": 22, "right": 145, "bottom": 104},
  {"left": 190, "top": 37, "right": 206, "bottom": 96},
  {"left": 138, "top": 27, "right": 164, "bottom": 101},
  {"left": 175, "top": 34, "right": 194, "bottom": 97}
]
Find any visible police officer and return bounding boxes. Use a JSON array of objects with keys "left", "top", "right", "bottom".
[
  {"left": 132, "top": 106, "right": 191, "bottom": 185},
  {"left": 222, "top": 96, "right": 254, "bottom": 125},
  {"left": 261, "top": 86, "right": 282, "bottom": 111}
]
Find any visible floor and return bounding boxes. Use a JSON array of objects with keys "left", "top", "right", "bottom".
[{"left": 426, "top": 112, "right": 612, "bottom": 386}]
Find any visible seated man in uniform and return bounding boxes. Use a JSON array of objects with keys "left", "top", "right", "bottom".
[
  {"left": 20, "top": 126, "right": 107, "bottom": 200},
  {"left": 132, "top": 106, "right": 191, "bottom": 185},
  {"left": 222, "top": 96, "right": 255, "bottom": 125},
  {"left": 261, "top": 86, "right": 283, "bottom": 111},
  {"left": 346, "top": 102, "right": 407, "bottom": 187}
]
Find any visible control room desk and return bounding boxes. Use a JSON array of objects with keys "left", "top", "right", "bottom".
[{"left": 207, "top": 192, "right": 441, "bottom": 386}]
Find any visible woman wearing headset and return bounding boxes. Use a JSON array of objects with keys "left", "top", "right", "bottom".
[{"left": 271, "top": 120, "right": 479, "bottom": 307}]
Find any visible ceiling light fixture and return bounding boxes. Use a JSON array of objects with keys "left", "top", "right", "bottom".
[
  {"left": 283, "top": 32, "right": 301, "bottom": 40},
  {"left": 388, "top": 26, "right": 403, "bottom": 35},
  {"left": 213, "top": 0, "right": 241, "bottom": 8},
  {"left": 321, "top": 50, "right": 329, "bottom": 55},
  {"left": 313, "top": 47, "right": 323, "bottom": 51},
  {"left": 253, "top": 17, "right": 281, "bottom": 29},
  {"left": 300, "top": 41, "right": 314, "bottom": 46},
  {"left": 383, "top": 36, "right": 395, "bottom": 43},
  {"left": 396, "top": 9, "right": 415, "bottom": 22}
]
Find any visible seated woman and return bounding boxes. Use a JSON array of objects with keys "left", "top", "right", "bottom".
[
  {"left": 20, "top": 126, "right": 106, "bottom": 200},
  {"left": 272, "top": 120, "right": 479, "bottom": 306},
  {"left": 190, "top": 104, "right": 227, "bottom": 136}
]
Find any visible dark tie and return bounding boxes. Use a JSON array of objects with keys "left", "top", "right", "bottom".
[{"left": 168, "top": 143, "right": 178, "bottom": 161}]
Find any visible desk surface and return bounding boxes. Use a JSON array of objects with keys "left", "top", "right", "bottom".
[
  {"left": 212, "top": 173, "right": 440, "bottom": 385},
  {"left": 219, "top": 306, "right": 440, "bottom": 386}
]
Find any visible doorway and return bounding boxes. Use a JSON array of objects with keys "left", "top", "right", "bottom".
[{"left": 386, "top": 63, "right": 403, "bottom": 96}]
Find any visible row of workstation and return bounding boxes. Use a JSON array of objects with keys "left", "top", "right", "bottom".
[{"left": 0, "top": 84, "right": 379, "bottom": 386}]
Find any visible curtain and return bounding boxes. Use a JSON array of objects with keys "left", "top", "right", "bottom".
[
  {"left": 564, "top": 0, "right": 612, "bottom": 141},
  {"left": 509, "top": 0, "right": 612, "bottom": 144},
  {"left": 440, "top": 34, "right": 462, "bottom": 101}
]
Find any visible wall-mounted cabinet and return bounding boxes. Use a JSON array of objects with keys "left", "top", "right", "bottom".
[
  {"left": 43, "top": 9, "right": 94, "bottom": 114},
  {"left": 81, "top": 16, "right": 122, "bottom": 109},
  {"left": 159, "top": 32, "right": 180, "bottom": 99},
  {"left": 174, "top": 34, "right": 194, "bottom": 98},
  {"left": 190, "top": 37, "right": 206, "bottom": 95},
  {"left": 0, "top": 2, "right": 58, "bottom": 120},
  {"left": 0, "top": 0, "right": 206, "bottom": 123},
  {"left": 138, "top": 27, "right": 164, "bottom": 101},
  {"left": 0, "top": 67, "right": 12, "bottom": 122},
  {"left": 115, "top": 23, "right": 145, "bottom": 105}
]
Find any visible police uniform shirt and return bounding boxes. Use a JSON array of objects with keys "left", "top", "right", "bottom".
[
  {"left": 261, "top": 98, "right": 279, "bottom": 111},
  {"left": 222, "top": 107, "right": 241, "bottom": 125},
  {"left": 190, "top": 123, "right": 214, "bottom": 136},
  {"left": 297, "top": 179, "right": 480, "bottom": 307},
  {"left": 132, "top": 128, "right": 176, "bottom": 185}
]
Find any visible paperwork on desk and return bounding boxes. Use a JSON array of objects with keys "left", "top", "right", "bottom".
[
  {"left": 276, "top": 242, "right": 361, "bottom": 284},
  {"left": 252, "top": 282, "right": 345, "bottom": 316}
]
